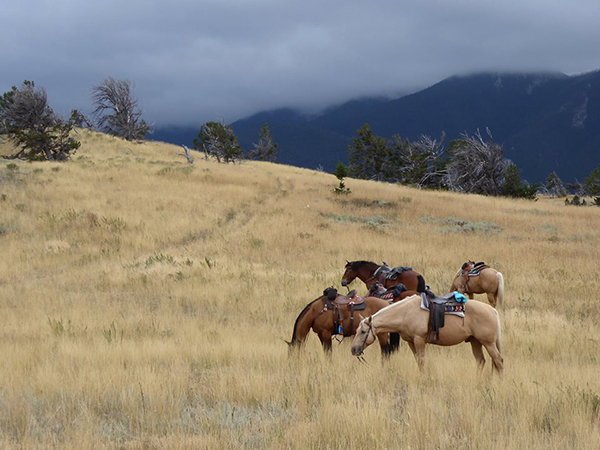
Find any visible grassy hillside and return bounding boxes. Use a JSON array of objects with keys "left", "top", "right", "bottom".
[{"left": 1, "top": 130, "right": 599, "bottom": 449}]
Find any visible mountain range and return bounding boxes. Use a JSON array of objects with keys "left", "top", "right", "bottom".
[{"left": 152, "top": 70, "right": 600, "bottom": 183}]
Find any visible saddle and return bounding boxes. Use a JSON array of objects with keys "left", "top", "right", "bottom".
[
  {"left": 422, "top": 290, "right": 467, "bottom": 343},
  {"left": 368, "top": 282, "right": 407, "bottom": 302},
  {"left": 322, "top": 287, "right": 366, "bottom": 336},
  {"left": 375, "top": 263, "right": 413, "bottom": 284},
  {"left": 462, "top": 261, "right": 489, "bottom": 276}
]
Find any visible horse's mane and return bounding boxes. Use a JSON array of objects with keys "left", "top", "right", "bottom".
[
  {"left": 348, "top": 260, "right": 377, "bottom": 271},
  {"left": 290, "top": 296, "right": 324, "bottom": 345}
]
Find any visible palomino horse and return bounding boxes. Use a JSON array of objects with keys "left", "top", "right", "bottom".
[
  {"left": 351, "top": 294, "right": 503, "bottom": 375},
  {"left": 450, "top": 261, "right": 504, "bottom": 308},
  {"left": 287, "top": 289, "right": 399, "bottom": 356},
  {"left": 341, "top": 260, "right": 426, "bottom": 292}
]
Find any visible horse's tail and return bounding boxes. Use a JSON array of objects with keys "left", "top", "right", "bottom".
[
  {"left": 389, "top": 332, "right": 401, "bottom": 353},
  {"left": 416, "top": 275, "right": 426, "bottom": 293},
  {"left": 496, "top": 272, "right": 505, "bottom": 308},
  {"left": 288, "top": 297, "right": 321, "bottom": 349}
]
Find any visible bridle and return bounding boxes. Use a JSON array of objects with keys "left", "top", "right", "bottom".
[
  {"left": 356, "top": 318, "right": 375, "bottom": 357},
  {"left": 342, "top": 266, "right": 356, "bottom": 288}
]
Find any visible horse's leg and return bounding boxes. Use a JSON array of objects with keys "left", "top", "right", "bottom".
[
  {"left": 486, "top": 292, "right": 497, "bottom": 308},
  {"left": 377, "top": 332, "right": 392, "bottom": 359},
  {"left": 406, "top": 340, "right": 416, "bottom": 356},
  {"left": 412, "top": 336, "right": 426, "bottom": 371},
  {"left": 318, "top": 331, "right": 333, "bottom": 355},
  {"left": 470, "top": 339, "right": 486, "bottom": 370},
  {"left": 482, "top": 342, "right": 504, "bottom": 376}
]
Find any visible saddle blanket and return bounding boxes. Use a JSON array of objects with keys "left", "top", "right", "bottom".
[
  {"left": 420, "top": 293, "right": 465, "bottom": 317},
  {"left": 381, "top": 292, "right": 395, "bottom": 301},
  {"left": 466, "top": 262, "right": 489, "bottom": 277}
]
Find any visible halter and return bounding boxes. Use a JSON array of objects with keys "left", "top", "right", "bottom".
[{"left": 356, "top": 318, "right": 375, "bottom": 355}]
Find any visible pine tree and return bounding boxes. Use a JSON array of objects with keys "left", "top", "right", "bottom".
[
  {"left": 193, "top": 121, "right": 242, "bottom": 163},
  {"left": 248, "top": 123, "right": 278, "bottom": 161},
  {"left": 584, "top": 165, "right": 600, "bottom": 196},
  {"left": 333, "top": 161, "right": 351, "bottom": 194},
  {"left": 348, "top": 124, "right": 390, "bottom": 181},
  {"left": 0, "top": 81, "right": 80, "bottom": 161}
]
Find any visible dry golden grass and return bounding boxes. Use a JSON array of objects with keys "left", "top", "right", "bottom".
[{"left": 1, "top": 129, "right": 599, "bottom": 449}]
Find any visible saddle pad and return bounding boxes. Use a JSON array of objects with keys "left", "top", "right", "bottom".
[
  {"left": 467, "top": 263, "right": 489, "bottom": 277},
  {"left": 420, "top": 293, "right": 465, "bottom": 317}
]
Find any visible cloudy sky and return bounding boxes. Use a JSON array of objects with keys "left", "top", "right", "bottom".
[{"left": 2, "top": 0, "right": 599, "bottom": 127}]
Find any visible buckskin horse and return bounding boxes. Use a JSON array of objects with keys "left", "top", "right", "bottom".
[
  {"left": 287, "top": 288, "right": 400, "bottom": 356},
  {"left": 341, "top": 260, "right": 426, "bottom": 292},
  {"left": 450, "top": 261, "right": 504, "bottom": 308},
  {"left": 351, "top": 294, "right": 504, "bottom": 375}
]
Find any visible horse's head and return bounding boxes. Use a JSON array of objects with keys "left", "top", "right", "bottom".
[
  {"left": 351, "top": 316, "right": 376, "bottom": 356},
  {"left": 341, "top": 260, "right": 357, "bottom": 287}
]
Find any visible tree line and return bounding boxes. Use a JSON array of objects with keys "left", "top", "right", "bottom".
[
  {"left": 346, "top": 123, "right": 600, "bottom": 201},
  {"left": 2, "top": 79, "right": 598, "bottom": 201},
  {"left": 0, "top": 79, "right": 278, "bottom": 163}
]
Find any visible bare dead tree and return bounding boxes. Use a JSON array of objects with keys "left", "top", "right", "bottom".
[
  {"left": 391, "top": 132, "right": 446, "bottom": 188},
  {"left": 444, "top": 128, "right": 509, "bottom": 195},
  {"left": 544, "top": 171, "right": 567, "bottom": 197},
  {"left": 71, "top": 110, "right": 94, "bottom": 129},
  {"left": 182, "top": 145, "right": 194, "bottom": 164},
  {"left": 91, "top": 77, "right": 148, "bottom": 141}
]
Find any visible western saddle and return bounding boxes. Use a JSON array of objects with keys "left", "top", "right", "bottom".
[{"left": 322, "top": 287, "right": 366, "bottom": 336}]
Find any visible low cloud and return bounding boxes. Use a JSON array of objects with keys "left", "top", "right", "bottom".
[{"left": 2, "top": 0, "right": 599, "bottom": 127}]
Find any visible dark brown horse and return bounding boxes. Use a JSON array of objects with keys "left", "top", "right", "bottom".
[
  {"left": 287, "top": 289, "right": 399, "bottom": 355},
  {"left": 341, "top": 260, "right": 426, "bottom": 292}
]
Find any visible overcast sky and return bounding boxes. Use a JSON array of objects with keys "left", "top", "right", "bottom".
[{"left": 2, "top": 0, "right": 599, "bottom": 127}]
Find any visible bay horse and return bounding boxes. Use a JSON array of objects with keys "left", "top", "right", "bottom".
[
  {"left": 450, "top": 261, "right": 504, "bottom": 308},
  {"left": 287, "top": 289, "right": 399, "bottom": 356},
  {"left": 341, "top": 260, "right": 426, "bottom": 292},
  {"left": 351, "top": 294, "right": 503, "bottom": 375}
]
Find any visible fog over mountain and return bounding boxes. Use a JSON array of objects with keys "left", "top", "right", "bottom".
[
  {"left": 2, "top": 1, "right": 600, "bottom": 126},
  {"left": 240, "top": 71, "right": 600, "bottom": 181},
  {"left": 153, "top": 70, "right": 600, "bottom": 183}
]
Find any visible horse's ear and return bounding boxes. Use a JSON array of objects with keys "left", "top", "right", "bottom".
[
  {"left": 358, "top": 313, "right": 365, "bottom": 321},
  {"left": 368, "top": 316, "right": 373, "bottom": 324}
]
